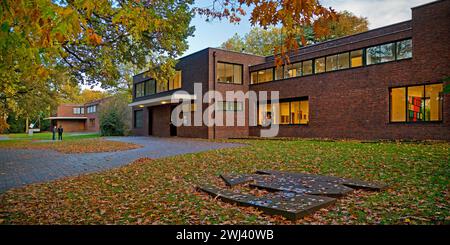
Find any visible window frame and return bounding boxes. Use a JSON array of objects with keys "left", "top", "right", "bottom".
[
  {"left": 216, "top": 61, "right": 244, "bottom": 85},
  {"left": 249, "top": 39, "right": 413, "bottom": 86},
  {"left": 257, "top": 97, "right": 309, "bottom": 126},
  {"left": 389, "top": 82, "right": 444, "bottom": 124},
  {"left": 134, "top": 109, "right": 144, "bottom": 128}
]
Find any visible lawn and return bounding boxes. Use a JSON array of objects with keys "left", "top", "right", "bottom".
[
  {"left": 2, "top": 132, "right": 100, "bottom": 140},
  {"left": 0, "top": 139, "right": 448, "bottom": 224},
  {"left": 0, "top": 133, "right": 141, "bottom": 153}
]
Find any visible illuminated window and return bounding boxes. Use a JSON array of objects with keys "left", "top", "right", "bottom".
[
  {"left": 256, "top": 68, "right": 273, "bottom": 84},
  {"left": 251, "top": 72, "right": 258, "bottom": 84},
  {"left": 425, "top": 83, "right": 443, "bottom": 121},
  {"left": 169, "top": 71, "right": 182, "bottom": 90},
  {"left": 280, "top": 102, "right": 290, "bottom": 124},
  {"left": 315, "top": 57, "right": 325, "bottom": 74},
  {"left": 337, "top": 52, "right": 350, "bottom": 70},
  {"left": 350, "top": 50, "right": 363, "bottom": 67},
  {"left": 390, "top": 83, "right": 443, "bottom": 123},
  {"left": 326, "top": 55, "right": 338, "bottom": 72},
  {"left": 390, "top": 87, "right": 406, "bottom": 122},
  {"left": 217, "top": 62, "right": 242, "bottom": 84},
  {"left": 284, "top": 62, "right": 302, "bottom": 78},
  {"left": 258, "top": 99, "right": 309, "bottom": 125}
]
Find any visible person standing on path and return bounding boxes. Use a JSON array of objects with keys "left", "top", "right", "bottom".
[
  {"left": 58, "top": 125, "right": 64, "bottom": 140},
  {"left": 52, "top": 126, "right": 57, "bottom": 140}
]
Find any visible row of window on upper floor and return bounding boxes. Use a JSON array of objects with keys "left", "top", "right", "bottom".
[
  {"left": 135, "top": 71, "right": 182, "bottom": 98},
  {"left": 251, "top": 39, "right": 412, "bottom": 84}
]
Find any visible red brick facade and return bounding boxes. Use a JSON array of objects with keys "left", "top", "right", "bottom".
[
  {"left": 131, "top": 0, "right": 450, "bottom": 140},
  {"left": 49, "top": 98, "right": 110, "bottom": 133}
]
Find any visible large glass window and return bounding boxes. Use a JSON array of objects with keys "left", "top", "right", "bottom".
[
  {"left": 367, "top": 43, "right": 396, "bottom": 65},
  {"left": 134, "top": 110, "right": 143, "bottom": 128},
  {"left": 285, "top": 62, "right": 302, "bottom": 78},
  {"left": 146, "top": 79, "right": 156, "bottom": 95},
  {"left": 326, "top": 55, "right": 338, "bottom": 72},
  {"left": 390, "top": 87, "right": 406, "bottom": 122},
  {"left": 87, "top": 105, "right": 97, "bottom": 114},
  {"left": 216, "top": 101, "right": 243, "bottom": 111},
  {"left": 379, "top": 43, "right": 395, "bottom": 63},
  {"left": 275, "top": 66, "right": 284, "bottom": 80},
  {"left": 169, "top": 71, "right": 182, "bottom": 90},
  {"left": 302, "top": 60, "right": 313, "bottom": 75},
  {"left": 337, "top": 52, "right": 350, "bottom": 70},
  {"left": 135, "top": 82, "right": 145, "bottom": 98},
  {"left": 258, "top": 104, "right": 272, "bottom": 126},
  {"left": 156, "top": 79, "right": 168, "bottom": 93},
  {"left": 396, "top": 39, "right": 412, "bottom": 60},
  {"left": 390, "top": 83, "right": 443, "bottom": 123},
  {"left": 350, "top": 50, "right": 363, "bottom": 67},
  {"left": 251, "top": 72, "right": 258, "bottom": 84},
  {"left": 257, "top": 68, "right": 273, "bottom": 83},
  {"left": 315, "top": 57, "right": 325, "bottom": 74},
  {"left": 425, "top": 83, "right": 443, "bottom": 121},
  {"left": 217, "top": 62, "right": 242, "bottom": 84},
  {"left": 366, "top": 46, "right": 380, "bottom": 65},
  {"left": 279, "top": 102, "right": 290, "bottom": 124},
  {"left": 407, "top": 86, "right": 425, "bottom": 122},
  {"left": 258, "top": 99, "right": 309, "bottom": 125}
]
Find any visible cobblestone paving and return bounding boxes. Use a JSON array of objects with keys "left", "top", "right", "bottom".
[{"left": 0, "top": 137, "right": 243, "bottom": 192}]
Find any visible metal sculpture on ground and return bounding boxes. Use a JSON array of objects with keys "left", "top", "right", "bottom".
[{"left": 198, "top": 170, "right": 387, "bottom": 220}]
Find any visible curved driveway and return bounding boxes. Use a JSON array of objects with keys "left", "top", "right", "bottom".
[{"left": 0, "top": 137, "right": 243, "bottom": 193}]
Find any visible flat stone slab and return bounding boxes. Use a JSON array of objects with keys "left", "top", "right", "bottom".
[
  {"left": 198, "top": 185, "right": 336, "bottom": 220},
  {"left": 250, "top": 176, "right": 354, "bottom": 197},
  {"left": 220, "top": 174, "right": 265, "bottom": 186},
  {"left": 256, "top": 170, "right": 387, "bottom": 191}
]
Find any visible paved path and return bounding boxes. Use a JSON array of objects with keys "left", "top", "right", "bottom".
[{"left": 0, "top": 137, "right": 243, "bottom": 193}]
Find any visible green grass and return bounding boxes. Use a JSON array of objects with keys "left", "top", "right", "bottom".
[
  {"left": 0, "top": 139, "right": 448, "bottom": 225},
  {"left": 1, "top": 132, "right": 100, "bottom": 140}
]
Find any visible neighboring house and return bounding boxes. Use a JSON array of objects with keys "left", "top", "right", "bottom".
[
  {"left": 46, "top": 98, "right": 109, "bottom": 132},
  {"left": 129, "top": 1, "right": 450, "bottom": 140}
]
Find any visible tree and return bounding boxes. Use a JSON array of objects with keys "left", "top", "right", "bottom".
[
  {"left": 1, "top": 0, "right": 194, "bottom": 130},
  {"left": 98, "top": 92, "right": 131, "bottom": 136},
  {"left": 196, "top": 0, "right": 335, "bottom": 65},
  {"left": 314, "top": 11, "right": 368, "bottom": 42},
  {"left": 220, "top": 11, "right": 368, "bottom": 56}
]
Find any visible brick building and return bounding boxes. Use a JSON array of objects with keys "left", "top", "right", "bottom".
[
  {"left": 129, "top": 0, "right": 450, "bottom": 140},
  {"left": 46, "top": 98, "right": 109, "bottom": 132}
]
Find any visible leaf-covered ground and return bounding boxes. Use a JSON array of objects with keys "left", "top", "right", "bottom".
[
  {"left": 0, "top": 138, "right": 142, "bottom": 153},
  {"left": 0, "top": 139, "right": 448, "bottom": 224}
]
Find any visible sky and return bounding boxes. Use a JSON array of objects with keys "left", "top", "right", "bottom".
[{"left": 183, "top": 0, "right": 434, "bottom": 56}]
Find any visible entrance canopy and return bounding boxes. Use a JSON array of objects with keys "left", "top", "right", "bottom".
[{"left": 128, "top": 93, "right": 196, "bottom": 107}]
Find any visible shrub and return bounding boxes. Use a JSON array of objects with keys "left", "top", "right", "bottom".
[{"left": 99, "top": 93, "right": 131, "bottom": 136}]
